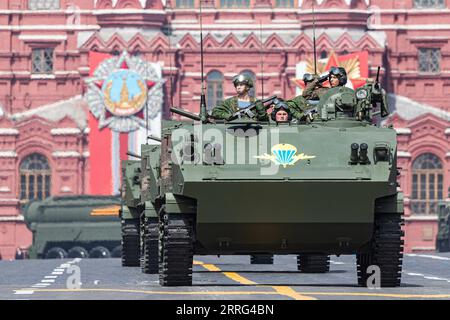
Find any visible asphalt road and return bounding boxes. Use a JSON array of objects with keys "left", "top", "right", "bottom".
[{"left": 1, "top": 253, "right": 450, "bottom": 300}]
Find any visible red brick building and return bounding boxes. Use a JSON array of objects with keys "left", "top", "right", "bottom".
[{"left": 0, "top": 0, "right": 449, "bottom": 259}]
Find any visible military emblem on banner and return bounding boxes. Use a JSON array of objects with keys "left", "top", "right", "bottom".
[{"left": 85, "top": 51, "right": 165, "bottom": 132}]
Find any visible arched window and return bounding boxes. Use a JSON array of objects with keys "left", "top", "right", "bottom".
[
  {"left": 241, "top": 70, "right": 257, "bottom": 98},
  {"left": 19, "top": 153, "right": 51, "bottom": 202},
  {"left": 207, "top": 71, "right": 224, "bottom": 110},
  {"left": 320, "top": 50, "right": 328, "bottom": 59},
  {"left": 411, "top": 153, "right": 444, "bottom": 215}
]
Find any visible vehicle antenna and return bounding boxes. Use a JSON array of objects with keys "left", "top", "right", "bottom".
[
  {"left": 259, "top": 21, "right": 265, "bottom": 100},
  {"left": 145, "top": 50, "right": 149, "bottom": 144},
  {"left": 312, "top": 0, "right": 317, "bottom": 75},
  {"left": 168, "top": 25, "right": 174, "bottom": 112},
  {"left": 199, "top": 0, "right": 207, "bottom": 123}
]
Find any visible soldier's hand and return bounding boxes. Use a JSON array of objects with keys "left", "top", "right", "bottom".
[{"left": 244, "top": 109, "right": 254, "bottom": 118}]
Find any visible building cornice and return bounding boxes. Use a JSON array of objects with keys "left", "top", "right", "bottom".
[
  {"left": 397, "top": 151, "right": 412, "bottom": 158},
  {"left": 0, "top": 25, "right": 100, "bottom": 31},
  {"left": 52, "top": 151, "right": 80, "bottom": 158},
  {"left": 395, "top": 128, "right": 412, "bottom": 135},
  {"left": 404, "top": 215, "right": 438, "bottom": 222},
  {"left": 51, "top": 128, "right": 82, "bottom": 135},
  {"left": 18, "top": 35, "right": 67, "bottom": 42},
  {"left": 0, "top": 128, "right": 19, "bottom": 135},
  {"left": 0, "top": 215, "right": 24, "bottom": 222},
  {"left": 0, "top": 151, "right": 18, "bottom": 158}
]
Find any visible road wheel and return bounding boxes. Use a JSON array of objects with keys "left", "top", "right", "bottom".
[
  {"left": 45, "top": 247, "right": 68, "bottom": 259},
  {"left": 68, "top": 246, "right": 89, "bottom": 258},
  {"left": 141, "top": 217, "right": 159, "bottom": 274},
  {"left": 111, "top": 245, "right": 122, "bottom": 258},
  {"left": 297, "top": 254, "right": 330, "bottom": 273},
  {"left": 89, "top": 246, "right": 111, "bottom": 259},
  {"left": 159, "top": 208, "right": 194, "bottom": 286},
  {"left": 121, "top": 218, "right": 140, "bottom": 266},
  {"left": 250, "top": 254, "right": 274, "bottom": 264},
  {"left": 357, "top": 213, "right": 404, "bottom": 288}
]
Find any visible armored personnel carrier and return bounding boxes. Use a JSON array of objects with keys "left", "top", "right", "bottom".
[
  {"left": 23, "top": 195, "right": 122, "bottom": 259},
  {"left": 135, "top": 73, "right": 404, "bottom": 288},
  {"left": 120, "top": 159, "right": 143, "bottom": 267}
]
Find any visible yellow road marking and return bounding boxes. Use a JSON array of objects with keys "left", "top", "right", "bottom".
[
  {"left": 302, "top": 292, "right": 450, "bottom": 299},
  {"left": 223, "top": 272, "right": 257, "bottom": 285},
  {"left": 202, "top": 264, "right": 221, "bottom": 272},
  {"left": 272, "top": 286, "right": 316, "bottom": 301},
  {"left": 14, "top": 288, "right": 450, "bottom": 299},
  {"left": 195, "top": 260, "right": 316, "bottom": 300}
]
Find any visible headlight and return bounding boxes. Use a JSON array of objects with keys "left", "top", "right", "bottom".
[{"left": 356, "top": 89, "right": 368, "bottom": 99}]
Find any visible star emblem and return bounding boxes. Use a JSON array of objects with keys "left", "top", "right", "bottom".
[{"left": 85, "top": 51, "right": 165, "bottom": 132}]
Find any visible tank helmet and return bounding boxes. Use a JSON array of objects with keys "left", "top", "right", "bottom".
[
  {"left": 303, "top": 73, "right": 315, "bottom": 84},
  {"left": 270, "top": 98, "right": 292, "bottom": 122},
  {"left": 329, "top": 66, "right": 347, "bottom": 86},
  {"left": 232, "top": 74, "right": 253, "bottom": 88}
]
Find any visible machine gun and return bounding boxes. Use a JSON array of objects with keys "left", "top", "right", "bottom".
[
  {"left": 371, "top": 66, "right": 389, "bottom": 118},
  {"left": 356, "top": 66, "right": 390, "bottom": 121},
  {"left": 230, "top": 95, "right": 278, "bottom": 120}
]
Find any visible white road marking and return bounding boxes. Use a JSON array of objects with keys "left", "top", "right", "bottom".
[
  {"left": 404, "top": 271, "right": 450, "bottom": 283},
  {"left": 14, "top": 290, "right": 34, "bottom": 295},
  {"left": 424, "top": 276, "right": 449, "bottom": 281},
  {"left": 405, "top": 273, "right": 424, "bottom": 277},
  {"left": 14, "top": 258, "right": 82, "bottom": 297},
  {"left": 406, "top": 254, "right": 450, "bottom": 261}
]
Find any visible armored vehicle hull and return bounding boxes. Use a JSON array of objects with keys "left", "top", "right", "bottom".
[{"left": 146, "top": 115, "right": 404, "bottom": 287}]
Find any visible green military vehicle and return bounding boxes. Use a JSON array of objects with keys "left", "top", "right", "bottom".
[
  {"left": 436, "top": 201, "right": 450, "bottom": 252},
  {"left": 120, "top": 154, "right": 159, "bottom": 274},
  {"left": 133, "top": 72, "right": 404, "bottom": 288},
  {"left": 23, "top": 195, "right": 122, "bottom": 259},
  {"left": 120, "top": 159, "right": 143, "bottom": 267}
]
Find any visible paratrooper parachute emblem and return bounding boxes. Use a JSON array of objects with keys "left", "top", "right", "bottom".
[{"left": 255, "top": 144, "right": 315, "bottom": 168}]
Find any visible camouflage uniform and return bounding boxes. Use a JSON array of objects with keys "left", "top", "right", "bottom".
[
  {"left": 286, "top": 95, "right": 309, "bottom": 121},
  {"left": 212, "top": 96, "right": 268, "bottom": 121},
  {"left": 302, "top": 78, "right": 328, "bottom": 100}
]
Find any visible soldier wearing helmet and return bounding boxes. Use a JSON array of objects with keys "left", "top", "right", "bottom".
[
  {"left": 270, "top": 98, "right": 293, "bottom": 123},
  {"left": 212, "top": 73, "right": 268, "bottom": 121},
  {"left": 302, "top": 66, "right": 348, "bottom": 100}
]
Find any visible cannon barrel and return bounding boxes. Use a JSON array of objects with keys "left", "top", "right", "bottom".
[
  {"left": 126, "top": 151, "right": 141, "bottom": 159},
  {"left": 170, "top": 107, "right": 202, "bottom": 121},
  {"left": 147, "top": 135, "right": 162, "bottom": 142}
]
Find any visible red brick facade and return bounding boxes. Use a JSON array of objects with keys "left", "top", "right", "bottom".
[{"left": 0, "top": 0, "right": 449, "bottom": 258}]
